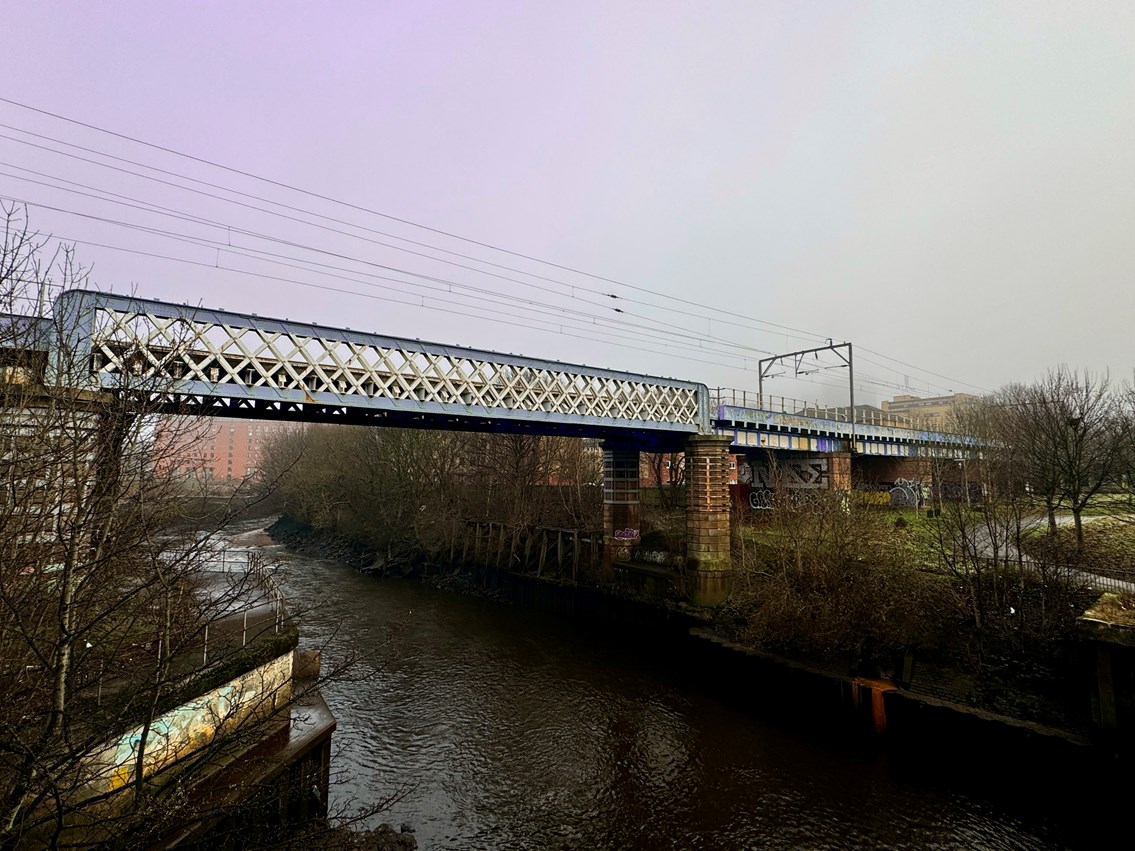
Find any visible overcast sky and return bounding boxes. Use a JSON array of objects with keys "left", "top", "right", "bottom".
[{"left": 3, "top": 1, "right": 1132, "bottom": 405}]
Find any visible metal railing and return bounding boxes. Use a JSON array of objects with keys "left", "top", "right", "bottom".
[
  {"left": 964, "top": 556, "right": 1135, "bottom": 597},
  {"left": 709, "top": 388, "right": 920, "bottom": 429},
  {"left": 71, "top": 546, "right": 291, "bottom": 707},
  {"left": 157, "top": 544, "right": 289, "bottom": 668},
  {"left": 199, "top": 547, "right": 287, "bottom": 666}
]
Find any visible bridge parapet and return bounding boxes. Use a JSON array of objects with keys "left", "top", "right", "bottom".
[{"left": 714, "top": 403, "right": 978, "bottom": 457}]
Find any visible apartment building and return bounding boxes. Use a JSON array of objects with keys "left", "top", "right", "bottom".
[
  {"left": 881, "top": 392, "right": 979, "bottom": 427},
  {"left": 160, "top": 417, "right": 288, "bottom": 482}
]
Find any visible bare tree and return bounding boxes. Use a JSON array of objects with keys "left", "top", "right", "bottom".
[
  {"left": 0, "top": 207, "right": 307, "bottom": 848},
  {"left": 1019, "top": 369, "right": 1124, "bottom": 550},
  {"left": 725, "top": 468, "right": 950, "bottom": 672},
  {"left": 642, "top": 451, "right": 684, "bottom": 510}
]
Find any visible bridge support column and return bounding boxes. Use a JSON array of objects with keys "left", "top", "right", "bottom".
[
  {"left": 825, "top": 451, "right": 852, "bottom": 491},
  {"left": 685, "top": 434, "right": 733, "bottom": 606},
  {"left": 602, "top": 442, "right": 640, "bottom": 570}
]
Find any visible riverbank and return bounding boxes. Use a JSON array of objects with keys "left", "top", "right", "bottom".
[
  {"left": 267, "top": 516, "right": 379, "bottom": 570},
  {"left": 264, "top": 516, "right": 1110, "bottom": 765},
  {"left": 256, "top": 517, "right": 1126, "bottom": 849}
]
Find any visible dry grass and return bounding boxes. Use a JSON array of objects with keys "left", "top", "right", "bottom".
[{"left": 1021, "top": 517, "right": 1135, "bottom": 578}]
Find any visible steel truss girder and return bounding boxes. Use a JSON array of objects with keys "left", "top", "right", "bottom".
[{"left": 54, "top": 291, "right": 707, "bottom": 438}]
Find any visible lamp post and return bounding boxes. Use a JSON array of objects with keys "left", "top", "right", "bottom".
[{"left": 957, "top": 457, "right": 971, "bottom": 508}]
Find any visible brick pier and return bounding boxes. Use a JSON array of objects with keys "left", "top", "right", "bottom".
[{"left": 685, "top": 434, "right": 733, "bottom": 606}]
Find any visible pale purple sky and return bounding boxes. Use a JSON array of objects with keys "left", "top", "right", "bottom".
[{"left": 3, "top": 1, "right": 1132, "bottom": 404}]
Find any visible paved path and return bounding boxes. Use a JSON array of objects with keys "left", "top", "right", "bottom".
[{"left": 964, "top": 514, "right": 1135, "bottom": 595}]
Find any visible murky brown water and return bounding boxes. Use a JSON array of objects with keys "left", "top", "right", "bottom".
[{"left": 229, "top": 522, "right": 1107, "bottom": 850}]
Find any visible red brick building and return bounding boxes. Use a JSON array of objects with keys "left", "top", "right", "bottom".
[{"left": 158, "top": 418, "right": 288, "bottom": 483}]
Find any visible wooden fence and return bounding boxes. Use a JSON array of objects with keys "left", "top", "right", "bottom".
[{"left": 453, "top": 520, "right": 604, "bottom": 581}]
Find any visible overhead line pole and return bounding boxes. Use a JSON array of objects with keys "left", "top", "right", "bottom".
[{"left": 757, "top": 340, "right": 857, "bottom": 453}]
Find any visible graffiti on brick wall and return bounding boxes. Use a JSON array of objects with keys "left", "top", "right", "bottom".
[
  {"left": 750, "top": 459, "right": 829, "bottom": 489},
  {"left": 613, "top": 528, "right": 640, "bottom": 541},
  {"left": 748, "top": 489, "right": 774, "bottom": 510},
  {"left": 888, "top": 477, "right": 924, "bottom": 508}
]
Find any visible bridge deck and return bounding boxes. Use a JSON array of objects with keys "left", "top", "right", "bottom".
[
  {"left": 0, "top": 291, "right": 979, "bottom": 454},
  {"left": 713, "top": 404, "right": 973, "bottom": 457}
]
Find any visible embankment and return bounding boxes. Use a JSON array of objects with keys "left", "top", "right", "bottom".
[{"left": 266, "top": 516, "right": 1115, "bottom": 772}]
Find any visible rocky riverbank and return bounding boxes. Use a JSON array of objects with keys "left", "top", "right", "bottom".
[
  {"left": 266, "top": 515, "right": 510, "bottom": 603},
  {"left": 267, "top": 516, "right": 379, "bottom": 570},
  {"left": 311, "top": 823, "right": 417, "bottom": 850}
]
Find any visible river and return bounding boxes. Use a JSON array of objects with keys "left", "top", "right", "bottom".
[{"left": 227, "top": 521, "right": 1108, "bottom": 850}]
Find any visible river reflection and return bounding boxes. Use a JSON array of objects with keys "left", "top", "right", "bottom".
[{"left": 229, "top": 522, "right": 1099, "bottom": 850}]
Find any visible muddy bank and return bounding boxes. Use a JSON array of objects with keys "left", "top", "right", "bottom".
[{"left": 308, "top": 823, "right": 417, "bottom": 850}]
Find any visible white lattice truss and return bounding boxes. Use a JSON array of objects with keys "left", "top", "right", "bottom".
[{"left": 86, "top": 307, "right": 702, "bottom": 427}]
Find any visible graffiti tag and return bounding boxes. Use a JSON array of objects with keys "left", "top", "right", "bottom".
[
  {"left": 888, "top": 477, "right": 923, "bottom": 508},
  {"left": 748, "top": 490, "right": 774, "bottom": 510},
  {"left": 613, "top": 528, "right": 640, "bottom": 540}
]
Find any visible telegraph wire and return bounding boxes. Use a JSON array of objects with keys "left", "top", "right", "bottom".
[
  {"left": 3, "top": 192, "right": 775, "bottom": 368},
  {"left": 855, "top": 348, "right": 992, "bottom": 394},
  {"left": 36, "top": 233, "right": 903, "bottom": 401},
  {"left": 1, "top": 187, "right": 955, "bottom": 400},
  {"left": 1, "top": 101, "right": 985, "bottom": 391},
  {"left": 34, "top": 231, "right": 772, "bottom": 376},
  {"left": 0, "top": 99, "right": 984, "bottom": 396},
  {"left": 0, "top": 96, "right": 835, "bottom": 343},
  {"left": 0, "top": 165, "right": 963, "bottom": 397},
  {"left": 0, "top": 125, "right": 827, "bottom": 347},
  {"left": 13, "top": 187, "right": 952, "bottom": 399},
  {"left": 0, "top": 189, "right": 782, "bottom": 364},
  {"left": 0, "top": 112, "right": 975, "bottom": 395}
]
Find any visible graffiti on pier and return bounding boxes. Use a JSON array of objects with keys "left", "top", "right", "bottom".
[
  {"left": 751, "top": 459, "right": 830, "bottom": 490},
  {"left": 613, "top": 528, "right": 640, "bottom": 541}
]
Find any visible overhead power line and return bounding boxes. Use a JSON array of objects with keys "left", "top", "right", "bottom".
[
  {"left": 6, "top": 188, "right": 942, "bottom": 399},
  {"left": 0, "top": 97, "right": 987, "bottom": 396},
  {"left": 0, "top": 189, "right": 783, "bottom": 366},
  {"left": 0, "top": 121, "right": 827, "bottom": 346}
]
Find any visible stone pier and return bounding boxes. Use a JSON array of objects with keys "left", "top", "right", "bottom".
[
  {"left": 602, "top": 442, "right": 640, "bottom": 570},
  {"left": 685, "top": 434, "right": 733, "bottom": 606}
]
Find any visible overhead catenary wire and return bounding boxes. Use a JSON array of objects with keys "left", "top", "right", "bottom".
[
  {"left": 7, "top": 188, "right": 943, "bottom": 400},
  {"left": 33, "top": 230, "right": 913, "bottom": 401},
  {"left": 0, "top": 99, "right": 983, "bottom": 393},
  {"left": 0, "top": 191, "right": 784, "bottom": 367},
  {"left": 0, "top": 172, "right": 784, "bottom": 354},
  {"left": 0, "top": 156, "right": 968, "bottom": 398},
  {"left": 0, "top": 133, "right": 964, "bottom": 399},
  {"left": 0, "top": 185, "right": 960, "bottom": 400},
  {"left": 0, "top": 126, "right": 827, "bottom": 348},
  {"left": 34, "top": 231, "right": 773, "bottom": 376},
  {"left": 0, "top": 99, "right": 984, "bottom": 398},
  {"left": 0, "top": 97, "right": 837, "bottom": 343}
]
